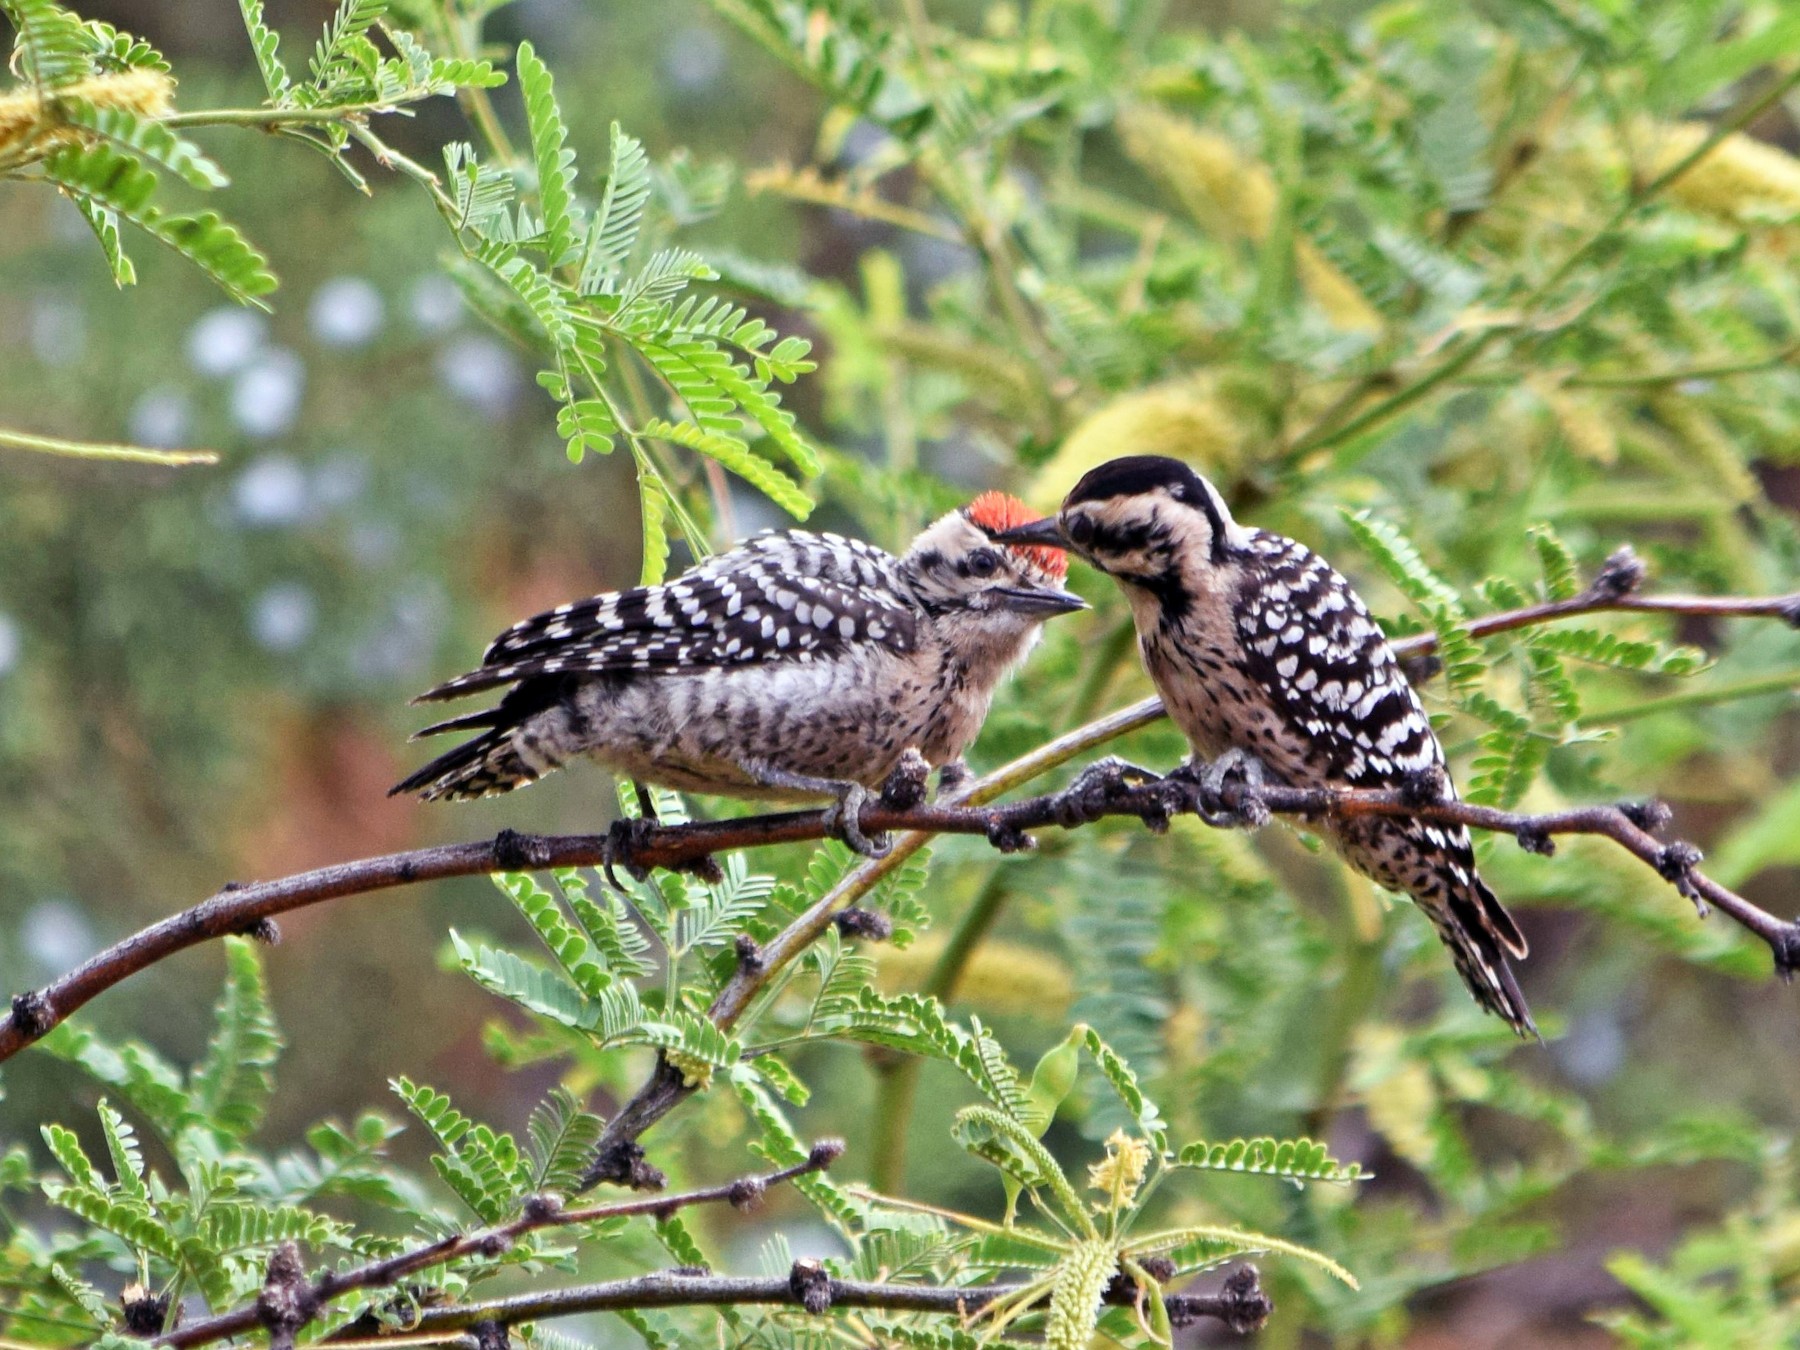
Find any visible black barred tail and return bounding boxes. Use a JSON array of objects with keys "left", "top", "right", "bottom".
[
  {"left": 389, "top": 726, "right": 552, "bottom": 801},
  {"left": 1433, "top": 877, "right": 1537, "bottom": 1038}
]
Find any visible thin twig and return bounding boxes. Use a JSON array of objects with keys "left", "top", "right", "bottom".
[
  {"left": 152, "top": 1147, "right": 843, "bottom": 1349},
  {"left": 3, "top": 571, "right": 1794, "bottom": 1065},
  {"left": 0, "top": 427, "right": 217, "bottom": 467},
  {"left": 317, "top": 1261, "right": 1271, "bottom": 1342}
]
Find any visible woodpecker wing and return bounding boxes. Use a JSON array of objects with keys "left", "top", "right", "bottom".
[
  {"left": 1230, "top": 532, "right": 1529, "bottom": 965},
  {"left": 414, "top": 530, "right": 920, "bottom": 703}
]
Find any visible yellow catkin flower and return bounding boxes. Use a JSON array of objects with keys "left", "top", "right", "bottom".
[
  {"left": 0, "top": 68, "right": 175, "bottom": 159},
  {"left": 1649, "top": 391, "right": 1760, "bottom": 506},
  {"left": 1117, "top": 104, "right": 1382, "bottom": 333},
  {"left": 1652, "top": 121, "right": 1800, "bottom": 223},
  {"left": 1029, "top": 381, "right": 1242, "bottom": 512},
  {"left": 1535, "top": 380, "right": 1618, "bottom": 465},
  {"left": 1087, "top": 1129, "right": 1151, "bottom": 1207},
  {"left": 1045, "top": 1238, "right": 1118, "bottom": 1350},
  {"left": 874, "top": 936, "right": 1075, "bottom": 1017},
  {"left": 663, "top": 1048, "right": 715, "bottom": 1090}
]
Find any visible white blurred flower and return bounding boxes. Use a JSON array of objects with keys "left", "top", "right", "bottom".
[
  {"left": 0, "top": 613, "right": 19, "bottom": 676},
  {"left": 437, "top": 335, "right": 521, "bottom": 418},
  {"left": 408, "top": 273, "right": 462, "bottom": 334},
  {"left": 663, "top": 25, "right": 727, "bottom": 92},
  {"left": 187, "top": 306, "right": 268, "bottom": 377},
  {"left": 231, "top": 349, "right": 306, "bottom": 438},
  {"left": 312, "top": 453, "right": 368, "bottom": 511},
  {"left": 128, "top": 387, "right": 192, "bottom": 449},
  {"left": 23, "top": 899, "right": 96, "bottom": 975},
  {"left": 309, "top": 275, "right": 385, "bottom": 349},
  {"left": 30, "top": 295, "right": 85, "bottom": 364},
  {"left": 252, "top": 583, "right": 317, "bottom": 651},
  {"left": 234, "top": 454, "right": 309, "bottom": 526}
]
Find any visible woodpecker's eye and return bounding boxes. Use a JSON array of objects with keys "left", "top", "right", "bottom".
[
  {"left": 966, "top": 548, "right": 1001, "bottom": 577},
  {"left": 1065, "top": 514, "right": 1096, "bottom": 547}
]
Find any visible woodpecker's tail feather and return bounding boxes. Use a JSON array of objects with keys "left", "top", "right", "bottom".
[
  {"left": 389, "top": 726, "right": 550, "bottom": 801},
  {"left": 1434, "top": 878, "right": 1537, "bottom": 1039}
]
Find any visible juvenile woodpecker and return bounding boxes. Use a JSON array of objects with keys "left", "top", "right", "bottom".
[
  {"left": 392, "top": 494, "right": 1084, "bottom": 855},
  {"left": 997, "top": 456, "right": 1534, "bottom": 1035}
]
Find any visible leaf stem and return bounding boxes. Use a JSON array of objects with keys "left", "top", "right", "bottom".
[{"left": 0, "top": 427, "right": 217, "bottom": 467}]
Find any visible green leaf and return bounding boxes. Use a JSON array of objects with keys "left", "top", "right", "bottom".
[
  {"left": 1340, "top": 509, "right": 1466, "bottom": 619},
  {"left": 526, "top": 1086, "right": 605, "bottom": 1194},
  {"left": 494, "top": 871, "right": 613, "bottom": 999},
  {"left": 96, "top": 1100, "right": 148, "bottom": 1201},
  {"left": 309, "top": 0, "right": 386, "bottom": 90},
  {"left": 1174, "top": 1135, "right": 1365, "bottom": 1184},
  {"left": 640, "top": 416, "right": 812, "bottom": 520},
  {"left": 558, "top": 869, "right": 656, "bottom": 981},
  {"left": 476, "top": 242, "right": 574, "bottom": 346},
  {"left": 1130, "top": 1223, "right": 1358, "bottom": 1286},
  {"left": 580, "top": 122, "right": 652, "bottom": 293},
  {"left": 190, "top": 937, "right": 283, "bottom": 1142},
  {"left": 1077, "top": 1023, "right": 1166, "bottom": 1151},
  {"left": 7, "top": 0, "right": 92, "bottom": 89},
  {"left": 953, "top": 1105, "right": 1090, "bottom": 1232},
  {"left": 59, "top": 100, "right": 227, "bottom": 188},
  {"left": 635, "top": 455, "right": 671, "bottom": 584},
  {"left": 236, "top": 0, "right": 291, "bottom": 100},
  {"left": 515, "top": 41, "right": 584, "bottom": 268},
  {"left": 1530, "top": 525, "right": 1582, "bottom": 602},
  {"left": 72, "top": 197, "right": 135, "bottom": 286},
  {"left": 450, "top": 930, "right": 607, "bottom": 1032}
]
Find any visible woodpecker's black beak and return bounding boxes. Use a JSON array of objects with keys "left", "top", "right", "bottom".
[
  {"left": 989, "top": 518, "right": 1068, "bottom": 549},
  {"left": 990, "top": 585, "right": 1088, "bottom": 616}
]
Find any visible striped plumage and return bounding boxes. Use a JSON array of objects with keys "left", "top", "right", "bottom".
[
  {"left": 998, "top": 456, "right": 1534, "bottom": 1035},
  {"left": 392, "top": 495, "right": 1084, "bottom": 853}
]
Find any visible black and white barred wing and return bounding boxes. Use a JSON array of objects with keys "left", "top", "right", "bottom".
[
  {"left": 1231, "top": 532, "right": 1529, "bottom": 966},
  {"left": 413, "top": 530, "right": 919, "bottom": 704}
]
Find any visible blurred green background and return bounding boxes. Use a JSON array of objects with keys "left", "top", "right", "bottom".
[{"left": 6, "top": 2, "right": 1800, "bottom": 1346}]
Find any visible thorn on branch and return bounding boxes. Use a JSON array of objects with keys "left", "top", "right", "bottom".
[
  {"left": 492, "top": 828, "right": 550, "bottom": 873},
  {"left": 1590, "top": 544, "right": 1648, "bottom": 599},
  {"left": 834, "top": 907, "right": 893, "bottom": 941},
  {"left": 734, "top": 933, "right": 765, "bottom": 974},
  {"left": 1515, "top": 824, "right": 1556, "bottom": 856},
  {"left": 880, "top": 749, "right": 932, "bottom": 811},
  {"left": 1656, "top": 841, "right": 1707, "bottom": 909},
  {"left": 985, "top": 817, "right": 1035, "bottom": 853},
  {"left": 474, "top": 1232, "right": 513, "bottom": 1258},
  {"left": 585, "top": 1140, "right": 666, "bottom": 1193},
  {"left": 121, "top": 1282, "right": 170, "bottom": 1337},
  {"left": 521, "top": 1193, "right": 563, "bottom": 1223},
  {"left": 237, "top": 916, "right": 281, "bottom": 944},
  {"left": 788, "top": 1259, "right": 833, "bottom": 1315},
  {"left": 1621, "top": 799, "right": 1674, "bottom": 834},
  {"left": 8, "top": 990, "right": 51, "bottom": 1041},
  {"left": 1774, "top": 926, "right": 1800, "bottom": 983},
  {"left": 727, "top": 1177, "right": 765, "bottom": 1211},
  {"left": 1194, "top": 1266, "right": 1272, "bottom": 1335},
  {"left": 257, "top": 1241, "right": 316, "bottom": 1350}
]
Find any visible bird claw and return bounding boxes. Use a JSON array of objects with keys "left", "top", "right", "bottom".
[
  {"left": 1051, "top": 756, "right": 1163, "bottom": 827},
  {"left": 825, "top": 783, "right": 892, "bottom": 859},
  {"left": 601, "top": 816, "right": 656, "bottom": 893},
  {"left": 1168, "top": 749, "right": 1270, "bottom": 830}
]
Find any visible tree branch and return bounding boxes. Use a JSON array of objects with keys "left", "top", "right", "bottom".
[
  {"left": 151, "top": 1146, "right": 844, "bottom": 1348},
  {"left": 315, "top": 1260, "right": 1271, "bottom": 1343},
  {"left": 2, "top": 562, "right": 1794, "bottom": 1066}
]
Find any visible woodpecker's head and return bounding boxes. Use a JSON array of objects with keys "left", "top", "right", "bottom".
[
  {"left": 899, "top": 492, "right": 1085, "bottom": 632},
  {"left": 992, "top": 455, "right": 1245, "bottom": 592}
]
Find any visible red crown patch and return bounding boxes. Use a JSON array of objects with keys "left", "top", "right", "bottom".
[{"left": 965, "top": 491, "right": 1068, "bottom": 580}]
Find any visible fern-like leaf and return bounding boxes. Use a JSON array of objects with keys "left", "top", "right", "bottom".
[{"left": 515, "top": 41, "right": 584, "bottom": 268}]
